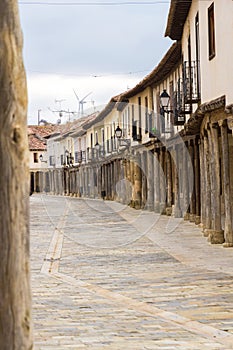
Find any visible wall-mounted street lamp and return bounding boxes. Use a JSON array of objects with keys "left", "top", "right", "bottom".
[
  {"left": 160, "top": 89, "right": 185, "bottom": 126},
  {"left": 160, "top": 89, "right": 170, "bottom": 110},
  {"left": 94, "top": 141, "right": 101, "bottom": 159},
  {"left": 115, "top": 125, "right": 122, "bottom": 139},
  {"left": 39, "top": 154, "right": 47, "bottom": 163},
  {"left": 114, "top": 125, "right": 130, "bottom": 148},
  {"left": 64, "top": 149, "right": 74, "bottom": 167},
  {"left": 94, "top": 141, "right": 100, "bottom": 151}
]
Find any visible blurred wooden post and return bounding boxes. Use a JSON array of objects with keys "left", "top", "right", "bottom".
[{"left": 0, "top": 0, "right": 33, "bottom": 348}]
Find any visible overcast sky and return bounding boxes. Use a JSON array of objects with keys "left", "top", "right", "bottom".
[{"left": 18, "top": 0, "right": 172, "bottom": 124}]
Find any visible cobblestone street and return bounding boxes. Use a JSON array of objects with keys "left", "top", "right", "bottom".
[{"left": 30, "top": 194, "right": 233, "bottom": 349}]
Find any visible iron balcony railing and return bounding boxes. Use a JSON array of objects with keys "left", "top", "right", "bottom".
[
  {"left": 182, "top": 60, "right": 201, "bottom": 104},
  {"left": 75, "top": 150, "right": 86, "bottom": 164}
]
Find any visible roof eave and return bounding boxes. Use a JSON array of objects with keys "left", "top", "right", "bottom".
[{"left": 165, "top": 0, "right": 192, "bottom": 40}]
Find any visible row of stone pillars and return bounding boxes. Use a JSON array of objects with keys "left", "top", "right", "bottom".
[
  {"left": 200, "top": 118, "right": 233, "bottom": 246},
  {"left": 30, "top": 115, "right": 233, "bottom": 246}
]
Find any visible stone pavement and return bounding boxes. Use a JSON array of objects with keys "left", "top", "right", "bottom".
[{"left": 30, "top": 194, "right": 233, "bottom": 349}]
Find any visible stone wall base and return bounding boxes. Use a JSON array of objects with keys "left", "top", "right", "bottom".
[
  {"left": 154, "top": 202, "right": 160, "bottom": 213},
  {"left": 206, "top": 229, "right": 225, "bottom": 244},
  {"left": 195, "top": 216, "right": 201, "bottom": 225},
  {"left": 166, "top": 207, "right": 172, "bottom": 216},
  {"left": 223, "top": 242, "right": 233, "bottom": 248}
]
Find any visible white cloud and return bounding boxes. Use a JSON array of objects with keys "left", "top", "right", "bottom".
[{"left": 26, "top": 72, "right": 142, "bottom": 124}]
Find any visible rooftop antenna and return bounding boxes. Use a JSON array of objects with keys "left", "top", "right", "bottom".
[
  {"left": 73, "top": 89, "right": 92, "bottom": 117},
  {"left": 55, "top": 99, "right": 66, "bottom": 110}
]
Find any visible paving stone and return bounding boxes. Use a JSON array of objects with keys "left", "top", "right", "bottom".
[{"left": 31, "top": 194, "right": 233, "bottom": 349}]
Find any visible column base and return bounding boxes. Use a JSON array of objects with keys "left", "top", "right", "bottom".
[
  {"left": 223, "top": 242, "right": 233, "bottom": 248},
  {"left": 195, "top": 216, "right": 201, "bottom": 225},
  {"left": 183, "top": 213, "right": 190, "bottom": 221},
  {"left": 160, "top": 202, "right": 166, "bottom": 215},
  {"left": 166, "top": 207, "right": 172, "bottom": 216},
  {"left": 206, "top": 229, "right": 225, "bottom": 244},
  {"left": 154, "top": 201, "right": 160, "bottom": 213},
  {"left": 131, "top": 200, "right": 141, "bottom": 210},
  {"left": 146, "top": 204, "right": 154, "bottom": 212},
  {"left": 203, "top": 228, "right": 210, "bottom": 237},
  {"left": 189, "top": 214, "right": 196, "bottom": 223},
  {"left": 173, "top": 206, "right": 182, "bottom": 218}
]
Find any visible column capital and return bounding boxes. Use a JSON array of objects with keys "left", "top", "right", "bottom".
[
  {"left": 218, "top": 119, "right": 227, "bottom": 128},
  {"left": 227, "top": 117, "right": 233, "bottom": 131},
  {"left": 225, "top": 104, "right": 233, "bottom": 115}
]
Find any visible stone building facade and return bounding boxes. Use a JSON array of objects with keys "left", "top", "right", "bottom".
[{"left": 30, "top": 0, "right": 233, "bottom": 247}]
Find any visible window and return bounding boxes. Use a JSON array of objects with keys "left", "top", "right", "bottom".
[
  {"left": 127, "top": 106, "right": 130, "bottom": 135},
  {"left": 75, "top": 152, "right": 78, "bottom": 163},
  {"left": 61, "top": 154, "right": 64, "bottom": 166},
  {"left": 208, "top": 3, "right": 215, "bottom": 60},
  {"left": 49, "top": 156, "right": 55, "bottom": 166},
  {"left": 195, "top": 12, "right": 201, "bottom": 96},
  {"left": 132, "top": 105, "right": 137, "bottom": 139},
  {"left": 138, "top": 97, "right": 142, "bottom": 137},
  {"left": 145, "top": 96, "right": 148, "bottom": 134},
  {"left": 33, "top": 152, "right": 38, "bottom": 163}
]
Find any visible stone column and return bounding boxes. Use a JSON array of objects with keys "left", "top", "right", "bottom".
[
  {"left": 166, "top": 150, "right": 172, "bottom": 216},
  {"left": 70, "top": 169, "right": 73, "bottom": 196},
  {"left": 206, "top": 124, "right": 224, "bottom": 244},
  {"left": 121, "top": 159, "right": 127, "bottom": 204},
  {"left": 219, "top": 120, "right": 233, "bottom": 247},
  {"left": 88, "top": 166, "right": 93, "bottom": 198},
  {"left": 100, "top": 165, "right": 104, "bottom": 198},
  {"left": 194, "top": 138, "right": 201, "bottom": 224},
  {"left": 79, "top": 167, "right": 83, "bottom": 197},
  {"left": 173, "top": 145, "right": 182, "bottom": 218},
  {"left": 130, "top": 155, "right": 135, "bottom": 207},
  {"left": 189, "top": 140, "right": 196, "bottom": 222},
  {"left": 154, "top": 148, "right": 160, "bottom": 213},
  {"left": 141, "top": 151, "right": 147, "bottom": 209},
  {"left": 107, "top": 163, "right": 111, "bottom": 199},
  {"left": 84, "top": 167, "right": 88, "bottom": 197},
  {"left": 199, "top": 136, "right": 205, "bottom": 228},
  {"left": 126, "top": 159, "right": 132, "bottom": 205},
  {"left": 182, "top": 142, "right": 190, "bottom": 220},
  {"left": 116, "top": 159, "right": 121, "bottom": 201},
  {"left": 147, "top": 150, "right": 154, "bottom": 211},
  {"left": 203, "top": 131, "right": 212, "bottom": 234},
  {"left": 133, "top": 152, "right": 142, "bottom": 209},
  {"left": 159, "top": 147, "right": 166, "bottom": 214}
]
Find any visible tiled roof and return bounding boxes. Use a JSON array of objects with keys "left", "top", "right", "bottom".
[
  {"left": 28, "top": 134, "right": 47, "bottom": 151},
  {"left": 165, "top": 0, "right": 192, "bottom": 40},
  {"left": 82, "top": 95, "right": 123, "bottom": 128},
  {"left": 56, "top": 112, "right": 100, "bottom": 139},
  {"left": 28, "top": 124, "right": 60, "bottom": 137},
  {"left": 28, "top": 124, "right": 60, "bottom": 151}
]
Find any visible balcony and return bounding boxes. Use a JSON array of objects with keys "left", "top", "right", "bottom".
[
  {"left": 172, "top": 79, "right": 192, "bottom": 126},
  {"left": 75, "top": 150, "right": 86, "bottom": 164},
  {"left": 132, "top": 122, "right": 142, "bottom": 142},
  {"left": 182, "top": 60, "right": 201, "bottom": 104},
  {"left": 87, "top": 147, "right": 95, "bottom": 162}
]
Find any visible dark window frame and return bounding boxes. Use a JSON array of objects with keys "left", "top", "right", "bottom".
[
  {"left": 33, "top": 152, "right": 38, "bottom": 163},
  {"left": 145, "top": 96, "right": 148, "bottom": 134},
  {"left": 208, "top": 3, "right": 216, "bottom": 60}
]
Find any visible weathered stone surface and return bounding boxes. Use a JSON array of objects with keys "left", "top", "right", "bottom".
[{"left": 31, "top": 195, "right": 233, "bottom": 349}]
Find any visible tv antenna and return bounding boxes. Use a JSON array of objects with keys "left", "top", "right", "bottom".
[
  {"left": 55, "top": 99, "right": 66, "bottom": 110},
  {"left": 73, "top": 90, "right": 92, "bottom": 117}
]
